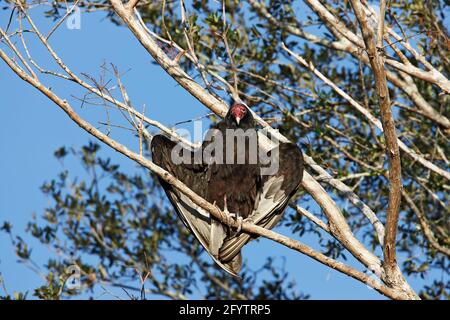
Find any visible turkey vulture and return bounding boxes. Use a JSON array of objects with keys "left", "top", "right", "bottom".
[{"left": 151, "top": 103, "right": 303, "bottom": 276}]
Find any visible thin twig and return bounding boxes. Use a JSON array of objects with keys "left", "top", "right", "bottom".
[{"left": 45, "top": 0, "right": 81, "bottom": 40}]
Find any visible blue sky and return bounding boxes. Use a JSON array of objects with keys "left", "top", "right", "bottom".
[{"left": 0, "top": 4, "right": 442, "bottom": 300}]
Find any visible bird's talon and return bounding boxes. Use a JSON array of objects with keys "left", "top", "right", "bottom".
[
  {"left": 223, "top": 195, "right": 230, "bottom": 213},
  {"left": 222, "top": 194, "right": 244, "bottom": 233},
  {"left": 236, "top": 216, "right": 243, "bottom": 233},
  {"left": 225, "top": 212, "right": 236, "bottom": 226}
]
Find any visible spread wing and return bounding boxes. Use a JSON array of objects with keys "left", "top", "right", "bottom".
[
  {"left": 150, "top": 134, "right": 240, "bottom": 276},
  {"left": 151, "top": 134, "right": 304, "bottom": 275},
  {"left": 219, "top": 142, "right": 304, "bottom": 262}
]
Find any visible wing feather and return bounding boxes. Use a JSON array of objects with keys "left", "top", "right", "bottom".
[
  {"left": 151, "top": 134, "right": 304, "bottom": 275},
  {"left": 151, "top": 134, "right": 239, "bottom": 276},
  {"left": 219, "top": 142, "right": 304, "bottom": 262}
]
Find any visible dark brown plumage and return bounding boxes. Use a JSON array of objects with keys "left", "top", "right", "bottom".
[{"left": 151, "top": 103, "right": 304, "bottom": 276}]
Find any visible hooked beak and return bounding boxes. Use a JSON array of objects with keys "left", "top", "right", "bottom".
[{"left": 236, "top": 116, "right": 241, "bottom": 125}]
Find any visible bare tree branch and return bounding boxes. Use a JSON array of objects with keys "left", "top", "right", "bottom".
[
  {"left": 351, "top": 0, "right": 403, "bottom": 290},
  {"left": 291, "top": 204, "right": 330, "bottom": 233},
  {"left": 126, "top": 0, "right": 140, "bottom": 12},
  {"left": 402, "top": 190, "right": 450, "bottom": 257}
]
